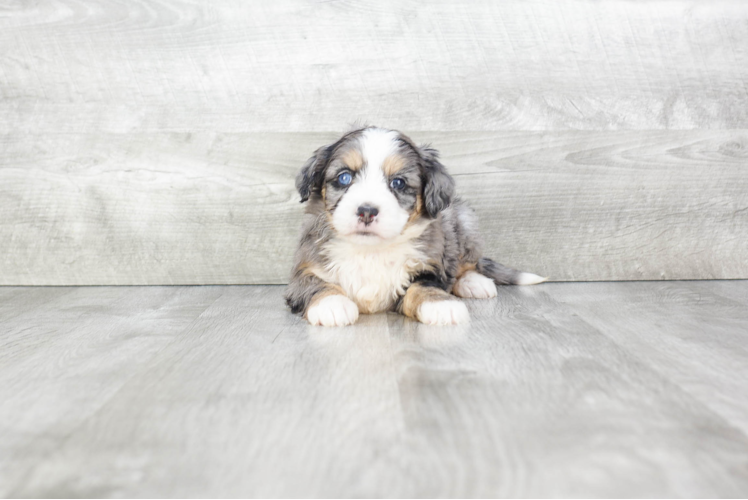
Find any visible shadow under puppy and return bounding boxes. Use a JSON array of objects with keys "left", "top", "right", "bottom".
[{"left": 285, "top": 126, "right": 546, "bottom": 326}]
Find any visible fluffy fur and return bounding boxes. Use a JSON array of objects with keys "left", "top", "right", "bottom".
[{"left": 285, "top": 126, "right": 546, "bottom": 326}]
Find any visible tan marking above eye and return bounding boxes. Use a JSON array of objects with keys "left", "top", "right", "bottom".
[
  {"left": 382, "top": 153, "right": 407, "bottom": 177},
  {"left": 340, "top": 148, "right": 364, "bottom": 171}
]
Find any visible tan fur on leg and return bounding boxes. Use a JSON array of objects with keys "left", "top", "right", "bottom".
[
  {"left": 306, "top": 285, "right": 359, "bottom": 327},
  {"left": 401, "top": 283, "right": 469, "bottom": 325}
]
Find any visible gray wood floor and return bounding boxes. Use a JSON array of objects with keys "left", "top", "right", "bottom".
[{"left": 2, "top": 282, "right": 748, "bottom": 497}]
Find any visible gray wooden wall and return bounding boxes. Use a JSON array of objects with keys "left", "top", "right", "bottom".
[{"left": 1, "top": 1, "right": 746, "bottom": 285}]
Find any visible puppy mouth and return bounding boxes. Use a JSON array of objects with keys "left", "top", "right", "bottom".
[
  {"left": 352, "top": 221, "right": 381, "bottom": 236},
  {"left": 344, "top": 226, "right": 387, "bottom": 242},
  {"left": 354, "top": 231, "right": 381, "bottom": 237}
]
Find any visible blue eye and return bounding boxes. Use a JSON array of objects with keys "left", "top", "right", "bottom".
[
  {"left": 337, "top": 171, "right": 352, "bottom": 186},
  {"left": 390, "top": 178, "right": 406, "bottom": 190}
]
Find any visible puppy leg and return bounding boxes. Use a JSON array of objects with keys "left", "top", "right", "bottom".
[
  {"left": 306, "top": 292, "right": 359, "bottom": 327},
  {"left": 453, "top": 270, "right": 498, "bottom": 299},
  {"left": 400, "top": 282, "right": 469, "bottom": 326},
  {"left": 284, "top": 264, "right": 359, "bottom": 327}
]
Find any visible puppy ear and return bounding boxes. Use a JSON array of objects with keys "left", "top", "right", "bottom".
[
  {"left": 420, "top": 146, "right": 455, "bottom": 217},
  {"left": 296, "top": 145, "right": 332, "bottom": 203}
]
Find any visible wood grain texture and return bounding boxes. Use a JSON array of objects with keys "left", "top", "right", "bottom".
[
  {"left": 2, "top": 283, "right": 748, "bottom": 497},
  {"left": 550, "top": 281, "right": 748, "bottom": 436},
  {"left": 1, "top": 0, "right": 748, "bottom": 131},
  {"left": 386, "top": 284, "right": 748, "bottom": 497},
  {"left": 3, "top": 0, "right": 748, "bottom": 284},
  {"left": 1, "top": 131, "right": 746, "bottom": 284},
  {"left": 0, "top": 286, "right": 224, "bottom": 497}
]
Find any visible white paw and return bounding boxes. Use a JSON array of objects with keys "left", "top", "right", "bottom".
[
  {"left": 307, "top": 295, "right": 359, "bottom": 327},
  {"left": 417, "top": 300, "right": 470, "bottom": 325},
  {"left": 515, "top": 272, "right": 548, "bottom": 285},
  {"left": 453, "top": 271, "right": 498, "bottom": 299}
]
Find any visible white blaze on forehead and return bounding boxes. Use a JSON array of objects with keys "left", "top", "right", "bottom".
[{"left": 359, "top": 128, "right": 400, "bottom": 177}]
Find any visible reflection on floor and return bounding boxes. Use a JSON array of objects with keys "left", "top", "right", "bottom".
[{"left": 2, "top": 282, "right": 748, "bottom": 497}]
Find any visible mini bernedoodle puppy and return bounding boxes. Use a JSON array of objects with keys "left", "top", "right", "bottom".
[{"left": 285, "top": 126, "right": 546, "bottom": 326}]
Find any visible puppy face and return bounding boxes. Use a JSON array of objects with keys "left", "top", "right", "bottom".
[{"left": 296, "top": 127, "right": 455, "bottom": 245}]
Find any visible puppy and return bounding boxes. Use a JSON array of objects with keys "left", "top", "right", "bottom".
[{"left": 284, "top": 126, "right": 546, "bottom": 326}]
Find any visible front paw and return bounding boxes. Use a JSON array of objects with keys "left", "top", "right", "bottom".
[
  {"left": 417, "top": 300, "right": 469, "bottom": 325},
  {"left": 306, "top": 295, "right": 360, "bottom": 327}
]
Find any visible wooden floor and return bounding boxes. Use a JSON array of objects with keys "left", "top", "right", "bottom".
[{"left": 2, "top": 282, "right": 748, "bottom": 497}]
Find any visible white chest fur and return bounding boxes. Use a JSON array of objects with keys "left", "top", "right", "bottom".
[{"left": 320, "top": 238, "right": 429, "bottom": 314}]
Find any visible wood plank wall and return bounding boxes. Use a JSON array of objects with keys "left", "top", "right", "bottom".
[{"left": 1, "top": 1, "right": 746, "bottom": 284}]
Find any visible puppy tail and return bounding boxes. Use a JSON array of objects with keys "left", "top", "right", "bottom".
[{"left": 476, "top": 257, "right": 548, "bottom": 286}]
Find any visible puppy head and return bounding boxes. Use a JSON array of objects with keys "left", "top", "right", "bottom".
[{"left": 296, "top": 127, "right": 455, "bottom": 245}]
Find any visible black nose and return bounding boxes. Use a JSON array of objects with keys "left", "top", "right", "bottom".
[{"left": 356, "top": 205, "right": 379, "bottom": 225}]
